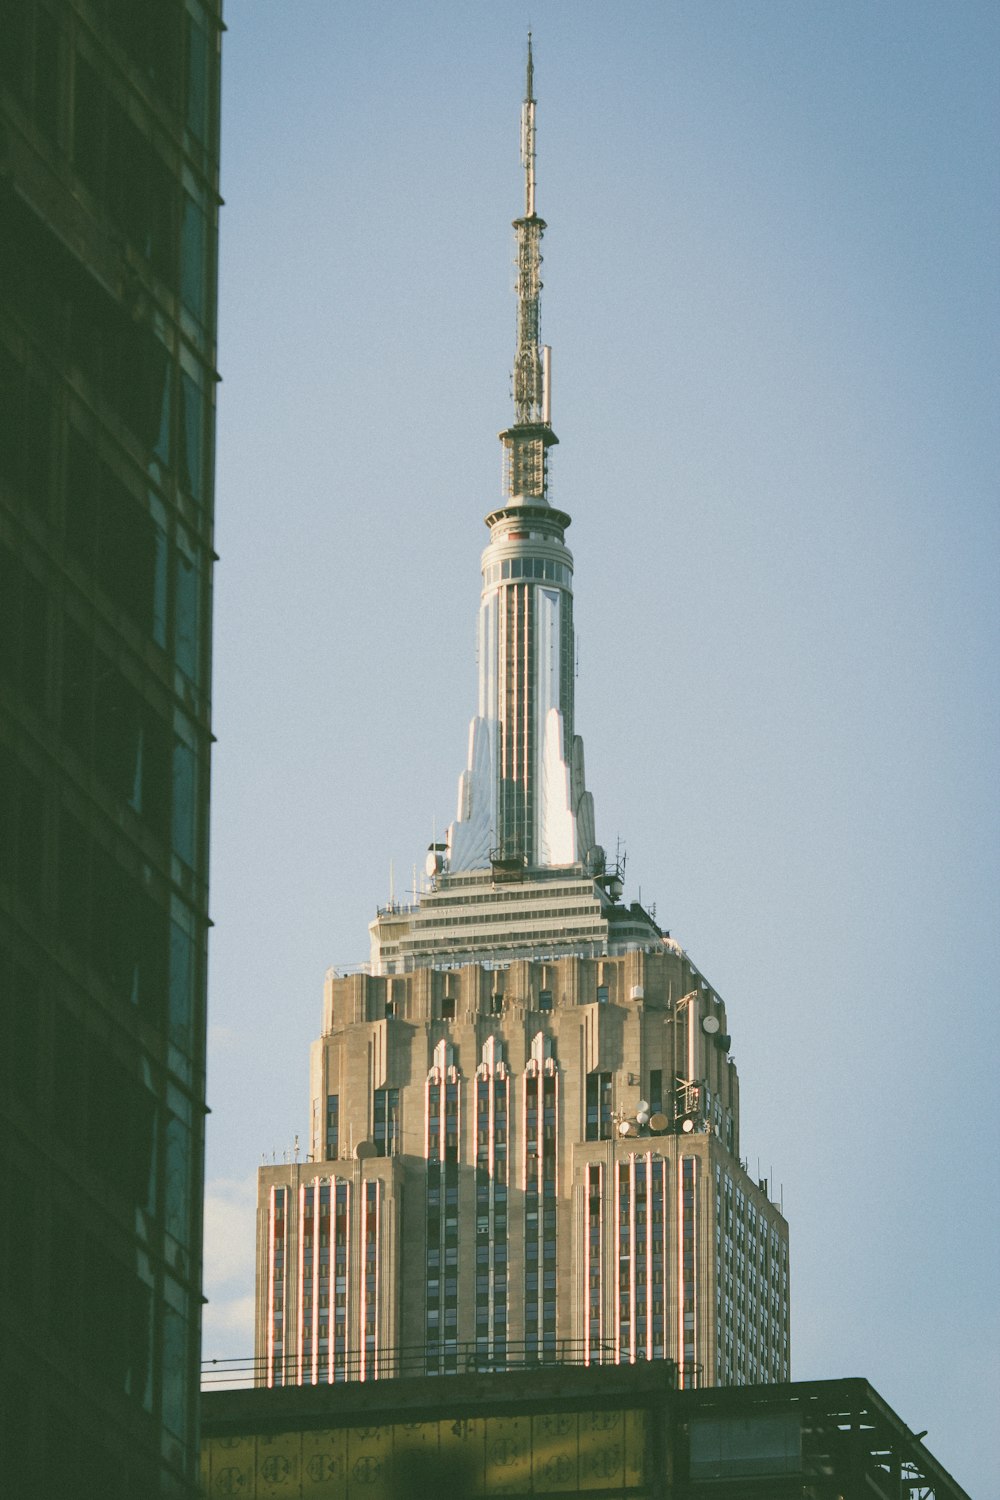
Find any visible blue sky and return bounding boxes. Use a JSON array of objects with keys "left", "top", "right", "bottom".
[{"left": 206, "top": 5, "right": 998, "bottom": 1490}]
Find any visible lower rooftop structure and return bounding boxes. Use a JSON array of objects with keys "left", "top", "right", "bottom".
[{"left": 200, "top": 1363, "right": 972, "bottom": 1500}]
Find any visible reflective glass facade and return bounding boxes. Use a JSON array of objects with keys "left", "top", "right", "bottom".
[{"left": 0, "top": 3, "right": 220, "bottom": 1494}]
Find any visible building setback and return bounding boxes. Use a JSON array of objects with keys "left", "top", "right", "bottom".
[
  {"left": 0, "top": 2, "right": 220, "bottom": 1495},
  {"left": 255, "top": 40, "right": 787, "bottom": 1393}
]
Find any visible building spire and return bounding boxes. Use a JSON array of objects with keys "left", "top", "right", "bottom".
[
  {"left": 442, "top": 37, "right": 598, "bottom": 877},
  {"left": 522, "top": 32, "right": 536, "bottom": 217},
  {"left": 503, "top": 32, "right": 557, "bottom": 500}
]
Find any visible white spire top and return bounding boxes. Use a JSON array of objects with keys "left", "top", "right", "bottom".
[{"left": 444, "top": 41, "right": 598, "bottom": 876}]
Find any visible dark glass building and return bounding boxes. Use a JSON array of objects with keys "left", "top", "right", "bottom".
[{"left": 0, "top": 2, "right": 221, "bottom": 1494}]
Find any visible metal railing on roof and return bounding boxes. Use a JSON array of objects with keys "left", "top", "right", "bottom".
[{"left": 202, "top": 1342, "right": 688, "bottom": 1391}]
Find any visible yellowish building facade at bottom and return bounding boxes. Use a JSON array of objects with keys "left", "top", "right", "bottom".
[{"left": 202, "top": 1406, "right": 647, "bottom": 1498}]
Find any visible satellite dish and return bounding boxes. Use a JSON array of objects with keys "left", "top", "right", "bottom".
[
  {"left": 630, "top": 985, "right": 645, "bottom": 1001},
  {"left": 637, "top": 1100, "right": 650, "bottom": 1114},
  {"left": 702, "top": 1015, "right": 720, "bottom": 1035},
  {"left": 425, "top": 849, "right": 443, "bottom": 878},
  {"left": 649, "top": 1112, "right": 669, "bottom": 1133},
  {"left": 618, "top": 1119, "right": 634, "bottom": 1136},
  {"left": 355, "top": 1141, "right": 377, "bottom": 1160},
  {"left": 681, "top": 1118, "right": 695, "bottom": 1133},
  {"left": 718, "top": 1034, "right": 732, "bottom": 1052},
  {"left": 635, "top": 1110, "right": 649, "bottom": 1127}
]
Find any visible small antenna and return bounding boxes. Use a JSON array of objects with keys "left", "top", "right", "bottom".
[{"left": 389, "top": 859, "right": 395, "bottom": 906}]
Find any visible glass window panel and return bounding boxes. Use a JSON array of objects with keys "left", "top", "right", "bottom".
[
  {"left": 180, "top": 194, "right": 206, "bottom": 321},
  {"left": 174, "top": 538, "right": 200, "bottom": 683},
  {"left": 165, "top": 1113, "right": 190, "bottom": 1246},
  {"left": 171, "top": 739, "right": 196, "bottom": 867},
  {"left": 153, "top": 360, "right": 171, "bottom": 467},
  {"left": 185, "top": 15, "right": 209, "bottom": 142},
  {"left": 169, "top": 919, "right": 194, "bottom": 1053},
  {"left": 179, "top": 371, "right": 203, "bottom": 501},
  {"left": 150, "top": 494, "right": 169, "bottom": 647},
  {"left": 161, "top": 1304, "right": 189, "bottom": 1440}
]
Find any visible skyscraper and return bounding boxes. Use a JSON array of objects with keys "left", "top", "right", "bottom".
[
  {"left": 255, "top": 40, "right": 787, "bottom": 1393},
  {"left": 0, "top": 3, "right": 220, "bottom": 1495}
]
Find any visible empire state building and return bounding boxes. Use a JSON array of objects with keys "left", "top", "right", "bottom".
[{"left": 254, "top": 41, "right": 789, "bottom": 1392}]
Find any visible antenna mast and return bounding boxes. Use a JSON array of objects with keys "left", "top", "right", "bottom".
[{"left": 501, "top": 33, "right": 558, "bottom": 500}]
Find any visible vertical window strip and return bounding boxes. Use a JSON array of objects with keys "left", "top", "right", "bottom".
[
  {"left": 373, "top": 1086, "right": 399, "bottom": 1157},
  {"left": 585, "top": 1161, "right": 603, "bottom": 1365},
  {"left": 426, "top": 1076, "right": 440, "bottom": 1162},
  {"left": 523, "top": 1043, "right": 557, "bottom": 1361},
  {"left": 319, "top": 1181, "right": 332, "bottom": 1385},
  {"left": 326, "top": 1094, "right": 338, "bottom": 1160},
  {"left": 541, "top": 1064, "right": 557, "bottom": 1355},
  {"left": 634, "top": 1156, "right": 647, "bottom": 1360},
  {"left": 443, "top": 1073, "right": 460, "bottom": 1372},
  {"left": 523, "top": 1059, "right": 539, "bottom": 1356},
  {"left": 360, "top": 1178, "right": 380, "bottom": 1379},
  {"left": 477, "top": 1049, "right": 510, "bottom": 1367},
  {"left": 494, "top": 1072, "right": 508, "bottom": 1363},
  {"left": 295, "top": 1180, "right": 310, "bottom": 1386},
  {"left": 426, "top": 1070, "right": 441, "bottom": 1372},
  {"left": 294, "top": 1184, "right": 305, "bottom": 1386},
  {"left": 680, "top": 1156, "right": 697, "bottom": 1388},
  {"left": 425, "top": 1047, "right": 461, "bottom": 1374},
  {"left": 651, "top": 1157, "right": 666, "bottom": 1359},
  {"left": 333, "top": 1181, "right": 349, "bottom": 1382},
  {"left": 267, "top": 1186, "right": 286, "bottom": 1387},
  {"left": 309, "top": 1182, "right": 320, "bottom": 1386},
  {"left": 617, "top": 1157, "right": 633, "bottom": 1363}
]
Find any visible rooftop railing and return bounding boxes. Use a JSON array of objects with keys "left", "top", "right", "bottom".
[{"left": 202, "top": 1342, "right": 688, "bottom": 1391}]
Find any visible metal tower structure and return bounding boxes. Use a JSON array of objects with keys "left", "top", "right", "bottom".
[
  {"left": 446, "top": 37, "right": 598, "bottom": 873},
  {"left": 501, "top": 33, "right": 558, "bottom": 496}
]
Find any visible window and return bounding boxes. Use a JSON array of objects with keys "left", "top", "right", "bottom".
[
  {"left": 597, "top": 984, "right": 609, "bottom": 1004},
  {"left": 175, "top": 533, "right": 201, "bottom": 683},
  {"left": 326, "top": 1095, "right": 339, "bottom": 1159},
  {"left": 441, "top": 995, "right": 456, "bottom": 1019},
  {"left": 538, "top": 989, "right": 552, "bottom": 1012},
  {"left": 180, "top": 194, "right": 207, "bottom": 322},
  {"left": 164, "top": 1110, "right": 191, "bottom": 1247},
  {"left": 185, "top": 13, "right": 211, "bottom": 143},
  {"left": 586, "top": 1072, "right": 612, "bottom": 1140},
  {"left": 180, "top": 372, "right": 204, "bottom": 502},
  {"left": 373, "top": 1087, "right": 399, "bottom": 1157},
  {"left": 171, "top": 739, "right": 197, "bottom": 868},
  {"left": 168, "top": 916, "right": 195, "bottom": 1057},
  {"left": 161, "top": 1304, "right": 189, "bottom": 1442}
]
